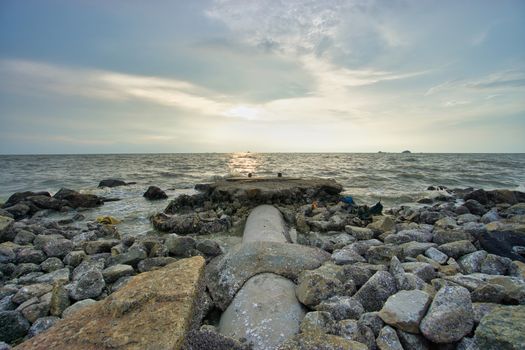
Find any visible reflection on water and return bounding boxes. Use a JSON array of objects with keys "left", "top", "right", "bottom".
[{"left": 227, "top": 152, "right": 260, "bottom": 176}]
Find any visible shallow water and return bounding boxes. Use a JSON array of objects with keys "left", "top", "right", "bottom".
[{"left": 1, "top": 153, "right": 524, "bottom": 235}]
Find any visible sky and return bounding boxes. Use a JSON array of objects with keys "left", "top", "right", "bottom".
[{"left": 0, "top": 0, "right": 524, "bottom": 154}]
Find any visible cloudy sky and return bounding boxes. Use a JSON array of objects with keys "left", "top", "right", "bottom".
[{"left": 0, "top": 0, "right": 524, "bottom": 154}]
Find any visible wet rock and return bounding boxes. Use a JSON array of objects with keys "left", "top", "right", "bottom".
[
  {"left": 438, "top": 240, "right": 477, "bottom": 259},
  {"left": 98, "top": 179, "right": 127, "bottom": 188},
  {"left": 376, "top": 325, "right": 403, "bottom": 350},
  {"left": 40, "top": 257, "right": 64, "bottom": 273},
  {"left": 458, "top": 250, "right": 488, "bottom": 274},
  {"left": 379, "top": 290, "right": 431, "bottom": 333},
  {"left": 475, "top": 305, "right": 525, "bottom": 350},
  {"left": 69, "top": 270, "right": 105, "bottom": 301},
  {"left": 300, "top": 311, "right": 335, "bottom": 334},
  {"left": 137, "top": 257, "right": 177, "bottom": 272},
  {"left": 315, "top": 296, "right": 364, "bottom": 321},
  {"left": 219, "top": 273, "right": 305, "bottom": 350},
  {"left": 0, "top": 217, "right": 14, "bottom": 243},
  {"left": 102, "top": 264, "right": 134, "bottom": 283},
  {"left": 354, "top": 271, "right": 397, "bottom": 312},
  {"left": 420, "top": 211, "right": 441, "bottom": 225},
  {"left": 205, "top": 241, "right": 329, "bottom": 310},
  {"left": 424, "top": 247, "right": 448, "bottom": 264},
  {"left": 143, "top": 185, "right": 168, "bottom": 200},
  {"left": 479, "top": 221, "right": 525, "bottom": 262},
  {"left": 13, "top": 230, "right": 35, "bottom": 245},
  {"left": 165, "top": 235, "right": 196, "bottom": 257},
  {"left": 480, "top": 253, "right": 511, "bottom": 275},
  {"left": 464, "top": 199, "right": 487, "bottom": 216},
  {"left": 53, "top": 188, "right": 103, "bottom": 209},
  {"left": 3, "top": 204, "right": 31, "bottom": 220},
  {"left": 487, "top": 189, "right": 519, "bottom": 205},
  {"left": 0, "top": 310, "right": 30, "bottom": 343},
  {"left": 27, "top": 316, "right": 60, "bottom": 338},
  {"left": 17, "top": 256, "right": 206, "bottom": 350},
  {"left": 419, "top": 285, "right": 473, "bottom": 343}
]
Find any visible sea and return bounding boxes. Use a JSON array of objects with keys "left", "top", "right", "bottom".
[{"left": 1, "top": 153, "right": 524, "bottom": 236}]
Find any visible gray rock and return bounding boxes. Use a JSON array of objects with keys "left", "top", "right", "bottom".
[
  {"left": 471, "top": 284, "right": 506, "bottom": 303},
  {"left": 458, "top": 250, "right": 488, "bottom": 274},
  {"left": 354, "top": 271, "right": 397, "bottom": 312},
  {"left": 366, "top": 244, "right": 402, "bottom": 265},
  {"left": 35, "top": 267, "right": 70, "bottom": 284},
  {"left": 12, "top": 283, "right": 52, "bottom": 304},
  {"left": 43, "top": 238, "right": 74, "bottom": 258},
  {"left": 72, "top": 260, "right": 104, "bottom": 280},
  {"left": 49, "top": 282, "right": 70, "bottom": 316},
  {"left": 0, "top": 341, "right": 11, "bottom": 350},
  {"left": 101, "top": 264, "right": 134, "bottom": 283},
  {"left": 315, "top": 296, "right": 364, "bottom": 321},
  {"left": 424, "top": 247, "right": 448, "bottom": 264},
  {"left": 243, "top": 205, "right": 288, "bottom": 243},
  {"left": 296, "top": 269, "right": 343, "bottom": 307},
  {"left": 396, "top": 329, "right": 430, "bottom": 350},
  {"left": 480, "top": 254, "right": 511, "bottom": 275},
  {"left": 458, "top": 213, "right": 481, "bottom": 225},
  {"left": 63, "top": 250, "right": 87, "bottom": 267},
  {"left": 33, "top": 234, "right": 64, "bottom": 250},
  {"left": 475, "top": 305, "right": 525, "bottom": 350},
  {"left": 40, "top": 257, "right": 64, "bottom": 272},
  {"left": 107, "top": 245, "right": 147, "bottom": 267},
  {"left": 432, "top": 229, "right": 473, "bottom": 245},
  {"left": 480, "top": 221, "right": 525, "bottom": 262},
  {"left": 300, "top": 311, "right": 335, "bottom": 334},
  {"left": 13, "top": 230, "right": 35, "bottom": 245},
  {"left": 345, "top": 226, "right": 375, "bottom": 240},
  {"left": 376, "top": 325, "right": 403, "bottom": 350},
  {"left": 27, "top": 316, "right": 60, "bottom": 337},
  {"left": 16, "top": 248, "right": 46, "bottom": 264},
  {"left": 331, "top": 247, "right": 365, "bottom": 265},
  {"left": 137, "top": 257, "right": 177, "bottom": 272},
  {"left": 111, "top": 275, "right": 133, "bottom": 292},
  {"left": 358, "top": 312, "right": 384, "bottom": 337},
  {"left": 165, "top": 235, "right": 196, "bottom": 257},
  {"left": 0, "top": 310, "right": 30, "bottom": 343},
  {"left": 98, "top": 179, "right": 127, "bottom": 188},
  {"left": 379, "top": 290, "right": 431, "bottom": 333},
  {"left": 143, "top": 186, "right": 168, "bottom": 200},
  {"left": 0, "top": 217, "right": 14, "bottom": 242},
  {"left": 464, "top": 199, "right": 487, "bottom": 216},
  {"left": 400, "top": 242, "right": 437, "bottom": 258},
  {"left": 456, "top": 337, "right": 479, "bottom": 350},
  {"left": 83, "top": 239, "right": 120, "bottom": 254},
  {"left": 205, "top": 241, "right": 330, "bottom": 310},
  {"left": 335, "top": 320, "right": 375, "bottom": 348},
  {"left": 61, "top": 298, "right": 97, "bottom": 318},
  {"left": 473, "top": 302, "right": 502, "bottom": 325},
  {"left": 20, "top": 301, "right": 49, "bottom": 323},
  {"left": 69, "top": 270, "right": 105, "bottom": 301},
  {"left": 438, "top": 240, "right": 477, "bottom": 259},
  {"left": 367, "top": 216, "right": 395, "bottom": 232},
  {"left": 0, "top": 296, "right": 16, "bottom": 312},
  {"left": 401, "top": 262, "right": 436, "bottom": 282},
  {"left": 196, "top": 239, "right": 223, "bottom": 256},
  {"left": 419, "top": 285, "right": 474, "bottom": 343},
  {"left": 219, "top": 273, "right": 305, "bottom": 350},
  {"left": 0, "top": 246, "right": 15, "bottom": 264},
  {"left": 481, "top": 210, "right": 501, "bottom": 224}
]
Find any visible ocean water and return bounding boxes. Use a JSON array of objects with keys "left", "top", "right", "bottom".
[{"left": 1, "top": 153, "right": 524, "bottom": 235}]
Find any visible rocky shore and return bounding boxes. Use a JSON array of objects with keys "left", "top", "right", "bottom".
[{"left": 0, "top": 178, "right": 524, "bottom": 349}]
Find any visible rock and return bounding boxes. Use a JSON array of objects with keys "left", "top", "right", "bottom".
[
  {"left": 401, "top": 262, "right": 435, "bottom": 282},
  {"left": 379, "top": 290, "right": 431, "bottom": 333},
  {"left": 457, "top": 213, "right": 481, "bottom": 225},
  {"left": 196, "top": 240, "right": 223, "bottom": 257},
  {"left": 334, "top": 320, "right": 374, "bottom": 348},
  {"left": 366, "top": 244, "right": 402, "bottom": 265},
  {"left": 98, "top": 179, "right": 127, "bottom": 188},
  {"left": 395, "top": 329, "right": 430, "bottom": 350},
  {"left": 419, "top": 285, "right": 474, "bottom": 343},
  {"left": 21, "top": 301, "right": 50, "bottom": 323},
  {"left": 35, "top": 267, "right": 70, "bottom": 284},
  {"left": 72, "top": 260, "right": 104, "bottom": 280},
  {"left": 61, "top": 299, "right": 97, "bottom": 318},
  {"left": 315, "top": 296, "right": 364, "bottom": 321},
  {"left": 0, "top": 296, "right": 16, "bottom": 312},
  {"left": 102, "top": 264, "right": 134, "bottom": 283},
  {"left": 458, "top": 250, "right": 488, "bottom": 274},
  {"left": 424, "top": 247, "right": 448, "bottom": 264},
  {"left": 0, "top": 310, "right": 30, "bottom": 343},
  {"left": 482, "top": 210, "right": 501, "bottom": 224},
  {"left": 12, "top": 284, "right": 52, "bottom": 304},
  {"left": 0, "top": 217, "right": 14, "bottom": 243},
  {"left": 465, "top": 189, "right": 489, "bottom": 205},
  {"left": 278, "top": 330, "right": 368, "bottom": 350},
  {"left": 43, "top": 238, "right": 73, "bottom": 258},
  {"left": 433, "top": 229, "right": 473, "bottom": 245},
  {"left": 53, "top": 188, "right": 103, "bottom": 208},
  {"left": 137, "top": 257, "right": 177, "bottom": 272},
  {"left": 151, "top": 212, "right": 203, "bottom": 234},
  {"left": 480, "top": 221, "right": 525, "bottom": 262},
  {"left": 49, "top": 283, "right": 70, "bottom": 316},
  {"left": 143, "top": 186, "right": 168, "bottom": 200},
  {"left": 471, "top": 284, "right": 506, "bottom": 303},
  {"left": 400, "top": 242, "right": 437, "bottom": 258},
  {"left": 16, "top": 256, "right": 206, "bottom": 350},
  {"left": 367, "top": 216, "right": 395, "bottom": 233},
  {"left": 480, "top": 253, "right": 511, "bottom": 275},
  {"left": 376, "top": 325, "right": 403, "bottom": 350},
  {"left": 13, "top": 230, "right": 35, "bottom": 245},
  {"left": 420, "top": 211, "right": 441, "bottom": 225},
  {"left": 107, "top": 245, "right": 147, "bottom": 267},
  {"left": 69, "top": 270, "right": 105, "bottom": 301},
  {"left": 219, "top": 273, "right": 305, "bottom": 350},
  {"left": 13, "top": 263, "right": 40, "bottom": 278},
  {"left": 83, "top": 239, "right": 120, "bottom": 254},
  {"left": 331, "top": 247, "right": 365, "bottom": 265},
  {"left": 0, "top": 342, "right": 10, "bottom": 350},
  {"left": 0, "top": 246, "right": 15, "bottom": 264},
  {"left": 300, "top": 311, "right": 335, "bottom": 334},
  {"left": 345, "top": 226, "right": 375, "bottom": 240},
  {"left": 475, "top": 305, "right": 525, "bottom": 350},
  {"left": 16, "top": 248, "right": 46, "bottom": 264},
  {"left": 438, "top": 240, "right": 477, "bottom": 259},
  {"left": 28, "top": 316, "right": 60, "bottom": 338},
  {"left": 296, "top": 269, "right": 343, "bottom": 307},
  {"left": 487, "top": 189, "right": 519, "bottom": 205},
  {"left": 354, "top": 271, "right": 397, "bottom": 312},
  {"left": 243, "top": 205, "right": 288, "bottom": 243},
  {"left": 358, "top": 312, "right": 384, "bottom": 337},
  {"left": 165, "top": 235, "right": 196, "bottom": 257},
  {"left": 509, "top": 260, "right": 525, "bottom": 280},
  {"left": 40, "top": 257, "right": 64, "bottom": 273},
  {"left": 465, "top": 199, "right": 487, "bottom": 216},
  {"left": 205, "top": 241, "right": 329, "bottom": 310},
  {"left": 183, "top": 329, "right": 250, "bottom": 350}
]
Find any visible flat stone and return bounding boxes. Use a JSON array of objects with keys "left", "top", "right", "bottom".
[
  {"left": 345, "top": 226, "right": 375, "bottom": 240},
  {"left": 424, "top": 247, "right": 448, "bottom": 264},
  {"left": 16, "top": 256, "right": 206, "bottom": 350},
  {"left": 219, "top": 273, "right": 305, "bottom": 350},
  {"left": 205, "top": 241, "right": 329, "bottom": 310},
  {"left": 419, "top": 285, "right": 474, "bottom": 343},
  {"left": 400, "top": 242, "right": 437, "bottom": 258},
  {"left": 475, "top": 305, "right": 525, "bottom": 350},
  {"left": 243, "top": 205, "right": 288, "bottom": 243},
  {"left": 438, "top": 240, "right": 477, "bottom": 259},
  {"left": 102, "top": 264, "right": 134, "bottom": 283},
  {"left": 331, "top": 247, "right": 365, "bottom": 265},
  {"left": 379, "top": 290, "right": 431, "bottom": 333}
]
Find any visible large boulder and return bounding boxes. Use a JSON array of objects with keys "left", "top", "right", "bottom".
[
  {"left": 475, "top": 305, "right": 525, "bottom": 350},
  {"left": 480, "top": 221, "right": 525, "bottom": 262},
  {"left": 205, "top": 241, "right": 330, "bottom": 310},
  {"left": 419, "top": 285, "right": 474, "bottom": 343},
  {"left": 16, "top": 256, "right": 206, "bottom": 350},
  {"left": 219, "top": 273, "right": 306, "bottom": 350},
  {"left": 53, "top": 188, "right": 103, "bottom": 209},
  {"left": 143, "top": 186, "right": 168, "bottom": 200}
]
